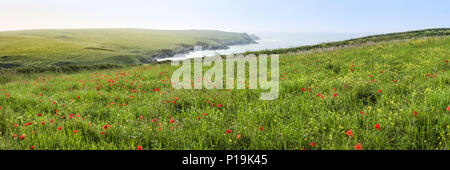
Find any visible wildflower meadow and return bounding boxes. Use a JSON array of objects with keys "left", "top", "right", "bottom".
[{"left": 0, "top": 36, "right": 448, "bottom": 150}]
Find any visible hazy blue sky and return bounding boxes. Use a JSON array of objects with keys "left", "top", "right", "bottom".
[{"left": 0, "top": 0, "right": 448, "bottom": 33}]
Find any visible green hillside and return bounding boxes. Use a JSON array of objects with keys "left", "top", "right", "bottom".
[
  {"left": 0, "top": 31, "right": 448, "bottom": 150},
  {"left": 246, "top": 28, "right": 450, "bottom": 55},
  {"left": 0, "top": 29, "right": 255, "bottom": 66}
]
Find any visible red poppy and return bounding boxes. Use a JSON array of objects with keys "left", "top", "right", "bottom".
[
  {"left": 203, "top": 113, "right": 207, "bottom": 116},
  {"left": 333, "top": 93, "right": 337, "bottom": 97},
  {"left": 37, "top": 113, "right": 42, "bottom": 117},
  {"left": 375, "top": 124, "right": 381, "bottom": 130},
  {"left": 14, "top": 124, "right": 18, "bottom": 127},
  {"left": 57, "top": 127, "right": 62, "bottom": 131},
  {"left": 152, "top": 118, "right": 157, "bottom": 123},
  {"left": 104, "top": 125, "right": 108, "bottom": 130},
  {"left": 100, "top": 132, "right": 105, "bottom": 134},
  {"left": 236, "top": 134, "right": 241, "bottom": 140},
  {"left": 360, "top": 111, "right": 364, "bottom": 115},
  {"left": 73, "top": 130, "right": 78, "bottom": 133},
  {"left": 346, "top": 129, "right": 353, "bottom": 137},
  {"left": 259, "top": 126, "right": 263, "bottom": 131},
  {"left": 13, "top": 134, "right": 17, "bottom": 138},
  {"left": 378, "top": 90, "right": 382, "bottom": 93},
  {"left": 137, "top": 146, "right": 142, "bottom": 150},
  {"left": 226, "top": 129, "right": 231, "bottom": 133},
  {"left": 355, "top": 143, "right": 362, "bottom": 150},
  {"left": 53, "top": 101, "right": 56, "bottom": 105},
  {"left": 20, "top": 135, "right": 25, "bottom": 140},
  {"left": 41, "top": 121, "right": 45, "bottom": 125},
  {"left": 310, "top": 142, "right": 316, "bottom": 147},
  {"left": 28, "top": 122, "right": 32, "bottom": 125},
  {"left": 447, "top": 106, "right": 450, "bottom": 111},
  {"left": 413, "top": 111, "right": 417, "bottom": 116},
  {"left": 197, "top": 116, "right": 200, "bottom": 120},
  {"left": 31, "top": 146, "right": 35, "bottom": 150},
  {"left": 139, "top": 116, "right": 143, "bottom": 119},
  {"left": 170, "top": 118, "right": 174, "bottom": 124}
]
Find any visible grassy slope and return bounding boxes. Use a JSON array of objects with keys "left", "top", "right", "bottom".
[
  {"left": 246, "top": 28, "right": 450, "bottom": 55},
  {"left": 0, "top": 29, "right": 252, "bottom": 66},
  {"left": 0, "top": 34, "right": 448, "bottom": 150}
]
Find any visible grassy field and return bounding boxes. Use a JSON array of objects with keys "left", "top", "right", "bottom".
[
  {"left": 0, "top": 32, "right": 449, "bottom": 150},
  {"left": 0, "top": 29, "right": 255, "bottom": 66}
]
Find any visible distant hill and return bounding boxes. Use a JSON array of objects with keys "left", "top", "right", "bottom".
[{"left": 0, "top": 29, "right": 256, "bottom": 67}]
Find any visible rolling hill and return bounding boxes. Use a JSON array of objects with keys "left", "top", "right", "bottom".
[{"left": 0, "top": 29, "right": 256, "bottom": 67}]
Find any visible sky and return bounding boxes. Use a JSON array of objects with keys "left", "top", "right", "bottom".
[{"left": 0, "top": 0, "right": 449, "bottom": 34}]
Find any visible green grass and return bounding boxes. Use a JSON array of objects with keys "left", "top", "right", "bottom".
[
  {"left": 0, "top": 33, "right": 448, "bottom": 150},
  {"left": 245, "top": 28, "right": 450, "bottom": 55},
  {"left": 0, "top": 28, "right": 254, "bottom": 66}
]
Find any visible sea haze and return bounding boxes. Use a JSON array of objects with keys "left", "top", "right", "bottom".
[{"left": 160, "top": 32, "right": 374, "bottom": 61}]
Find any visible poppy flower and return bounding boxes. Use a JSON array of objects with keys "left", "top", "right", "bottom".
[
  {"left": 226, "top": 129, "right": 231, "bottom": 133},
  {"left": 310, "top": 142, "right": 316, "bottom": 147},
  {"left": 28, "top": 122, "right": 32, "bottom": 125},
  {"left": 57, "top": 127, "right": 62, "bottom": 131},
  {"left": 333, "top": 93, "right": 337, "bottom": 97},
  {"left": 152, "top": 118, "right": 157, "bottom": 123},
  {"left": 170, "top": 118, "right": 174, "bottom": 124},
  {"left": 37, "top": 113, "right": 42, "bottom": 117},
  {"left": 375, "top": 124, "right": 381, "bottom": 130},
  {"left": 355, "top": 143, "right": 362, "bottom": 150},
  {"left": 139, "top": 116, "right": 143, "bottom": 119},
  {"left": 236, "top": 134, "right": 241, "bottom": 140},
  {"left": 104, "top": 125, "right": 108, "bottom": 130},
  {"left": 13, "top": 134, "right": 17, "bottom": 138},
  {"left": 41, "top": 121, "right": 45, "bottom": 125},
  {"left": 346, "top": 129, "right": 353, "bottom": 137},
  {"left": 378, "top": 90, "right": 382, "bottom": 93},
  {"left": 100, "top": 132, "right": 105, "bottom": 134},
  {"left": 360, "top": 111, "right": 364, "bottom": 115},
  {"left": 31, "top": 146, "right": 35, "bottom": 150},
  {"left": 20, "top": 135, "right": 25, "bottom": 140},
  {"left": 14, "top": 124, "right": 18, "bottom": 127},
  {"left": 259, "top": 126, "right": 263, "bottom": 131},
  {"left": 447, "top": 106, "right": 450, "bottom": 111},
  {"left": 137, "top": 146, "right": 142, "bottom": 150},
  {"left": 197, "top": 116, "right": 200, "bottom": 120},
  {"left": 73, "top": 130, "right": 78, "bottom": 133},
  {"left": 413, "top": 111, "right": 417, "bottom": 116},
  {"left": 203, "top": 113, "right": 207, "bottom": 116}
]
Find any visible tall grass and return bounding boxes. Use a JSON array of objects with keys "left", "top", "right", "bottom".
[{"left": 0, "top": 36, "right": 448, "bottom": 150}]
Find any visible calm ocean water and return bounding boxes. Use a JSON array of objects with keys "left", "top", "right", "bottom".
[{"left": 159, "top": 32, "right": 373, "bottom": 61}]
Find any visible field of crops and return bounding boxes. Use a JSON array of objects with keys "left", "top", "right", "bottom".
[{"left": 0, "top": 36, "right": 448, "bottom": 150}]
